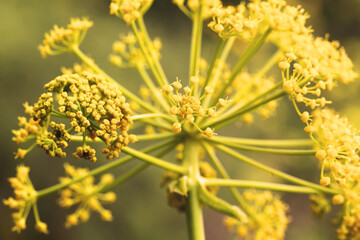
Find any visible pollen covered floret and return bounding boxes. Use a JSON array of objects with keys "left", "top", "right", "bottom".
[
  {"left": 3, "top": 165, "right": 48, "bottom": 234},
  {"left": 162, "top": 77, "right": 224, "bottom": 138},
  {"left": 38, "top": 18, "right": 93, "bottom": 57},
  {"left": 36, "top": 121, "right": 71, "bottom": 158},
  {"left": 224, "top": 191, "right": 290, "bottom": 240},
  {"left": 109, "top": 32, "right": 162, "bottom": 68},
  {"left": 58, "top": 163, "right": 117, "bottom": 228},
  {"left": 110, "top": 0, "right": 154, "bottom": 24}
]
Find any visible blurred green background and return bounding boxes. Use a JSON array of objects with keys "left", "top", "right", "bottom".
[{"left": 0, "top": 0, "right": 359, "bottom": 240}]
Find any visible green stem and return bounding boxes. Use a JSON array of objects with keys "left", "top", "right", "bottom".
[
  {"left": 201, "top": 142, "right": 251, "bottom": 222},
  {"left": 183, "top": 138, "right": 205, "bottom": 240},
  {"left": 215, "top": 144, "right": 339, "bottom": 195},
  {"left": 203, "top": 178, "right": 325, "bottom": 194},
  {"left": 130, "top": 22, "right": 166, "bottom": 87},
  {"left": 137, "top": 17, "right": 169, "bottom": 85},
  {"left": 255, "top": 49, "right": 283, "bottom": 78},
  {"left": 70, "top": 132, "right": 176, "bottom": 143},
  {"left": 100, "top": 142, "right": 176, "bottom": 192},
  {"left": 207, "top": 138, "right": 316, "bottom": 156},
  {"left": 202, "top": 38, "right": 226, "bottom": 94},
  {"left": 136, "top": 65, "right": 170, "bottom": 112},
  {"left": 36, "top": 139, "right": 174, "bottom": 198},
  {"left": 122, "top": 146, "right": 186, "bottom": 174},
  {"left": 131, "top": 113, "right": 171, "bottom": 121},
  {"left": 210, "top": 136, "right": 314, "bottom": 148},
  {"left": 203, "top": 89, "right": 286, "bottom": 129},
  {"left": 71, "top": 45, "right": 158, "bottom": 114},
  {"left": 189, "top": 3, "right": 203, "bottom": 79},
  {"left": 212, "top": 28, "right": 272, "bottom": 104}
]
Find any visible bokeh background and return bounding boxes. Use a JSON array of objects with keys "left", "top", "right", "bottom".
[{"left": 0, "top": 0, "right": 359, "bottom": 240}]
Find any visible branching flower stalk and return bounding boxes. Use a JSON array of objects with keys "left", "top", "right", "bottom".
[{"left": 6, "top": 0, "right": 360, "bottom": 239}]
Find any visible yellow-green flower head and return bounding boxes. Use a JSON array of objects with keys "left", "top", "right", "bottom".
[
  {"left": 13, "top": 71, "right": 135, "bottom": 160},
  {"left": 110, "top": 32, "right": 162, "bottom": 68},
  {"left": 3, "top": 165, "right": 48, "bottom": 234},
  {"left": 58, "top": 163, "right": 117, "bottom": 228},
  {"left": 308, "top": 109, "right": 360, "bottom": 193},
  {"left": 273, "top": 33, "right": 358, "bottom": 85},
  {"left": 208, "top": 0, "right": 310, "bottom": 40},
  {"left": 110, "top": 0, "right": 154, "bottom": 24},
  {"left": 38, "top": 18, "right": 93, "bottom": 57},
  {"left": 162, "top": 77, "right": 225, "bottom": 138},
  {"left": 224, "top": 190, "right": 290, "bottom": 240},
  {"left": 280, "top": 53, "right": 332, "bottom": 110},
  {"left": 44, "top": 71, "right": 135, "bottom": 160}
]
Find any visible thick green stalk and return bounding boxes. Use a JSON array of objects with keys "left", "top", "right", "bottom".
[{"left": 183, "top": 138, "right": 205, "bottom": 240}]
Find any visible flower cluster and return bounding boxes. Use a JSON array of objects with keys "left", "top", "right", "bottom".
[
  {"left": 110, "top": 0, "right": 153, "bottom": 24},
  {"left": 162, "top": 77, "right": 224, "bottom": 137},
  {"left": 208, "top": 0, "right": 310, "bottom": 40},
  {"left": 58, "top": 163, "right": 117, "bottom": 228},
  {"left": 272, "top": 32, "right": 357, "bottom": 85},
  {"left": 13, "top": 71, "right": 135, "bottom": 160},
  {"left": 224, "top": 190, "right": 290, "bottom": 240},
  {"left": 3, "top": 165, "right": 48, "bottom": 234},
  {"left": 45, "top": 71, "right": 135, "bottom": 159},
  {"left": 280, "top": 53, "right": 332, "bottom": 111},
  {"left": 38, "top": 18, "right": 93, "bottom": 57},
  {"left": 305, "top": 109, "right": 360, "bottom": 239},
  {"left": 109, "top": 32, "right": 162, "bottom": 68}
]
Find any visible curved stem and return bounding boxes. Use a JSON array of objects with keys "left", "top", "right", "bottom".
[
  {"left": 36, "top": 139, "right": 175, "bottom": 198},
  {"left": 201, "top": 142, "right": 251, "bottom": 222},
  {"left": 122, "top": 146, "right": 186, "bottom": 174},
  {"left": 137, "top": 17, "right": 169, "bottom": 85},
  {"left": 210, "top": 136, "right": 313, "bottom": 148},
  {"left": 211, "top": 28, "right": 272, "bottom": 105},
  {"left": 203, "top": 178, "right": 325, "bottom": 194},
  {"left": 207, "top": 138, "right": 316, "bottom": 156},
  {"left": 215, "top": 144, "right": 340, "bottom": 195},
  {"left": 202, "top": 38, "right": 226, "bottom": 94},
  {"left": 100, "top": 142, "right": 176, "bottom": 192},
  {"left": 130, "top": 22, "right": 167, "bottom": 87},
  {"left": 189, "top": 2, "right": 203, "bottom": 80}
]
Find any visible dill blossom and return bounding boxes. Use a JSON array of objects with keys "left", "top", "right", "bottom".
[{"left": 5, "top": 0, "right": 359, "bottom": 239}]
